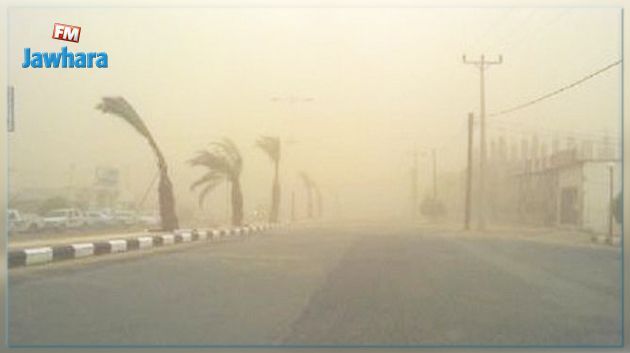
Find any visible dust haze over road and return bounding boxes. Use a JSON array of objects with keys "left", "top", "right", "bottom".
[
  {"left": 6, "top": 7, "right": 623, "bottom": 347},
  {"left": 7, "top": 8, "right": 622, "bottom": 226},
  {"left": 9, "top": 222, "right": 621, "bottom": 346}
]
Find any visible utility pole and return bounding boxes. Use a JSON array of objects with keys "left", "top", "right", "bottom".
[
  {"left": 608, "top": 164, "right": 614, "bottom": 239},
  {"left": 411, "top": 150, "right": 418, "bottom": 217},
  {"left": 432, "top": 149, "right": 437, "bottom": 200},
  {"left": 463, "top": 54, "right": 503, "bottom": 230},
  {"left": 465, "top": 113, "right": 474, "bottom": 230}
]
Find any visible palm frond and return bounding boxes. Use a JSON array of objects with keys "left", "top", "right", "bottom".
[
  {"left": 299, "top": 172, "right": 313, "bottom": 188},
  {"left": 197, "top": 182, "right": 220, "bottom": 208},
  {"left": 208, "top": 137, "right": 242, "bottom": 176},
  {"left": 190, "top": 138, "right": 244, "bottom": 208},
  {"left": 190, "top": 171, "right": 225, "bottom": 191},
  {"left": 96, "top": 97, "right": 151, "bottom": 140},
  {"left": 256, "top": 136, "right": 280, "bottom": 163},
  {"left": 188, "top": 150, "right": 232, "bottom": 175}
]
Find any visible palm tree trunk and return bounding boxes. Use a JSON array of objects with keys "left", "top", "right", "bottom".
[
  {"left": 158, "top": 168, "right": 179, "bottom": 230},
  {"left": 231, "top": 178, "right": 244, "bottom": 226},
  {"left": 149, "top": 140, "right": 179, "bottom": 231},
  {"left": 270, "top": 162, "right": 280, "bottom": 223}
]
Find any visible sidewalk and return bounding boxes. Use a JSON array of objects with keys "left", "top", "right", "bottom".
[{"left": 414, "top": 222, "right": 620, "bottom": 248}]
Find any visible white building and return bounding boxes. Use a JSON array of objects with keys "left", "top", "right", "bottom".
[{"left": 515, "top": 149, "right": 621, "bottom": 235}]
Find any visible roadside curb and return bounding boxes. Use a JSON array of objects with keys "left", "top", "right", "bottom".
[
  {"left": 8, "top": 222, "right": 288, "bottom": 269},
  {"left": 590, "top": 235, "right": 622, "bottom": 247}
]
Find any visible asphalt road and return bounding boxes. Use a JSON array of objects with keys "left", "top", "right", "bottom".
[{"left": 8, "top": 223, "right": 622, "bottom": 347}]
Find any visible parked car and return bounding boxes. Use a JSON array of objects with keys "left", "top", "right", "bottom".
[
  {"left": 85, "top": 210, "right": 115, "bottom": 228},
  {"left": 8, "top": 209, "right": 44, "bottom": 233},
  {"left": 112, "top": 210, "right": 139, "bottom": 226},
  {"left": 42, "top": 208, "right": 86, "bottom": 230},
  {"left": 138, "top": 211, "right": 160, "bottom": 227}
]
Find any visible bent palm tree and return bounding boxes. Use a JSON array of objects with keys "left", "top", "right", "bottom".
[
  {"left": 189, "top": 138, "right": 244, "bottom": 226},
  {"left": 299, "top": 172, "right": 314, "bottom": 218},
  {"left": 256, "top": 136, "right": 281, "bottom": 223},
  {"left": 96, "top": 97, "right": 179, "bottom": 231}
]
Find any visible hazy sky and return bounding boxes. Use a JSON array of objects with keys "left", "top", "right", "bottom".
[{"left": 8, "top": 7, "right": 622, "bottom": 220}]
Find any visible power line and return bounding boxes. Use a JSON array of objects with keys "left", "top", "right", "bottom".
[{"left": 489, "top": 59, "right": 622, "bottom": 118}]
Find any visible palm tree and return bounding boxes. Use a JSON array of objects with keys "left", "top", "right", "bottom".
[
  {"left": 189, "top": 138, "right": 244, "bottom": 226},
  {"left": 256, "top": 136, "right": 281, "bottom": 223},
  {"left": 299, "top": 172, "right": 314, "bottom": 218},
  {"left": 96, "top": 97, "right": 179, "bottom": 231}
]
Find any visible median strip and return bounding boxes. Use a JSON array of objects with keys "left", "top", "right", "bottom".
[
  {"left": 25, "top": 247, "right": 53, "bottom": 266},
  {"left": 72, "top": 243, "right": 95, "bottom": 258},
  {"left": 8, "top": 223, "right": 286, "bottom": 269}
]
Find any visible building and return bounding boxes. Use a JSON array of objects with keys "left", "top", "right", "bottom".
[{"left": 514, "top": 148, "right": 621, "bottom": 235}]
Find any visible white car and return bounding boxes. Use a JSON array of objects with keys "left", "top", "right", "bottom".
[
  {"left": 138, "top": 211, "right": 160, "bottom": 227},
  {"left": 8, "top": 209, "right": 44, "bottom": 233},
  {"left": 112, "top": 210, "right": 139, "bottom": 226},
  {"left": 85, "top": 210, "right": 114, "bottom": 227},
  {"left": 42, "top": 208, "right": 87, "bottom": 229}
]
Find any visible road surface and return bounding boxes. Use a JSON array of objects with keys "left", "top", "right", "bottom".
[{"left": 8, "top": 223, "right": 622, "bottom": 346}]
